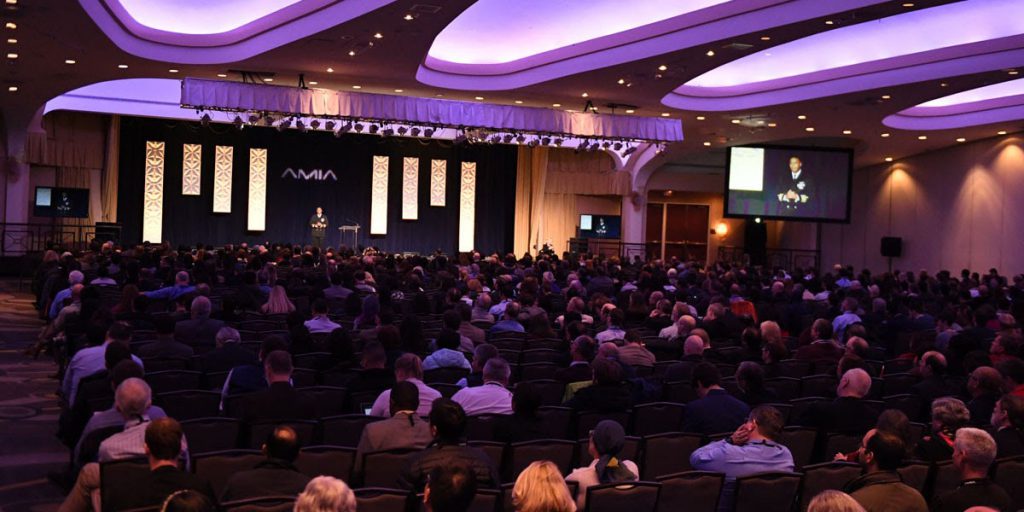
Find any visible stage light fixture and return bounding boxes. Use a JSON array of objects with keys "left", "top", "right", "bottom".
[
  {"left": 382, "top": 127, "right": 395, "bottom": 137},
  {"left": 280, "top": 118, "right": 292, "bottom": 129},
  {"left": 424, "top": 127, "right": 435, "bottom": 137},
  {"left": 622, "top": 145, "right": 637, "bottom": 156},
  {"left": 553, "top": 138, "right": 564, "bottom": 146},
  {"left": 334, "top": 129, "right": 343, "bottom": 138},
  {"left": 325, "top": 120, "right": 336, "bottom": 131},
  {"left": 541, "top": 137, "right": 551, "bottom": 146},
  {"left": 613, "top": 142, "right": 623, "bottom": 151},
  {"left": 233, "top": 115, "right": 244, "bottom": 129},
  {"left": 453, "top": 133, "right": 468, "bottom": 145},
  {"left": 369, "top": 124, "right": 379, "bottom": 134},
  {"left": 296, "top": 120, "right": 306, "bottom": 132},
  {"left": 527, "top": 139, "right": 539, "bottom": 147},
  {"left": 341, "top": 122, "right": 354, "bottom": 132},
  {"left": 397, "top": 126, "right": 408, "bottom": 135},
  {"left": 247, "top": 114, "right": 260, "bottom": 125},
  {"left": 515, "top": 134, "right": 526, "bottom": 144},
  {"left": 200, "top": 113, "right": 211, "bottom": 126},
  {"left": 502, "top": 134, "right": 514, "bottom": 144},
  {"left": 601, "top": 141, "right": 611, "bottom": 149},
  {"left": 409, "top": 127, "right": 421, "bottom": 137},
  {"left": 263, "top": 114, "right": 275, "bottom": 125}
]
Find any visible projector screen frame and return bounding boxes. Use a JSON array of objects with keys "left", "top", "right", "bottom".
[{"left": 722, "top": 143, "right": 854, "bottom": 224}]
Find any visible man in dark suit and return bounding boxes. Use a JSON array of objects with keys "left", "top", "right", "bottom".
[
  {"left": 911, "top": 351, "right": 959, "bottom": 418},
  {"left": 239, "top": 351, "right": 316, "bottom": 424},
  {"left": 355, "top": 382, "right": 433, "bottom": 473},
  {"left": 563, "top": 356, "right": 632, "bottom": 413},
  {"left": 682, "top": 362, "right": 750, "bottom": 435},
  {"left": 663, "top": 335, "right": 706, "bottom": 382},
  {"left": 220, "top": 425, "right": 311, "bottom": 502},
  {"left": 201, "top": 326, "right": 258, "bottom": 374},
  {"left": 797, "top": 368, "right": 878, "bottom": 435},
  {"left": 555, "top": 336, "right": 595, "bottom": 385},
  {"left": 309, "top": 206, "right": 328, "bottom": 248},
  {"left": 174, "top": 296, "right": 224, "bottom": 350},
  {"left": 102, "top": 418, "right": 216, "bottom": 511},
  {"left": 931, "top": 427, "right": 1012, "bottom": 512},
  {"left": 398, "top": 399, "right": 499, "bottom": 491},
  {"left": 795, "top": 319, "right": 843, "bottom": 362},
  {"left": 136, "top": 317, "right": 194, "bottom": 360}
]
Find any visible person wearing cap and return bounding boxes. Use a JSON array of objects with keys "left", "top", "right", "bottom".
[{"left": 566, "top": 420, "right": 639, "bottom": 510}]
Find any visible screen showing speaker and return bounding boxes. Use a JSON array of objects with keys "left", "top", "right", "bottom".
[
  {"left": 725, "top": 145, "right": 853, "bottom": 223},
  {"left": 34, "top": 187, "right": 90, "bottom": 218},
  {"left": 579, "top": 214, "right": 621, "bottom": 239}
]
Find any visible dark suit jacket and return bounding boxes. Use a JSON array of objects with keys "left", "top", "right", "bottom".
[
  {"left": 202, "top": 344, "right": 259, "bottom": 374},
  {"left": 797, "top": 396, "right": 879, "bottom": 434},
  {"left": 136, "top": 338, "right": 194, "bottom": 360},
  {"left": 662, "top": 355, "right": 704, "bottom": 383},
  {"left": 968, "top": 393, "right": 999, "bottom": 427},
  {"left": 175, "top": 317, "right": 225, "bottom": 348},
  {"left": 681, "top": 388, "right": 750, "bottom": 435},
  {"left": 994, "top": 427, "right": 1024, "bottom": 458},
  {"left": 399, "top": 443, "right": 500, "bottom": 491},
  {"left": 240, "top": 382, "right": 316, "bottom": 424},
  {"left": 931, "top": 478, "right": 1012, "bottom": 512},
  {"left": 104, "top": 465, "right": 216, "bottom": 511},
  {"left": 795, "top": 340, "right": 844, "bottom": 362},
  {"left": 220, "top": 459, "right": 311, "bottom": 502},
  {"left": 555, "top": 362, "right": 592, "bottom": 384}
]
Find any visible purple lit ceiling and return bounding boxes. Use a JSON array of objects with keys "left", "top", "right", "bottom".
[
  {"left": 665, "top": 0, "right": 1024, "bottom": 111},
  {"left": 884, "top": 77, "right": 1024, "bottom": 130}
]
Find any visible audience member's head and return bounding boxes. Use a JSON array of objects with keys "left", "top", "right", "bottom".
[
  {"left": 991, "top": 394, "right": 1024, "bottom": 430},
  {"left": 587, "top": 420, "right": 636, "bottom": 484},
  {"left": 482, "top": 358, "right": 511, "bottom": 386},
  {"left": 807, "top": 490, "right": 866, "bottom": 512},
  {"left": 190, "top": 296, "right": 211, "bottom": 319},
  {"left": 570, "top": 336, "right": 596, "bottom": 363},
  {"left": 997, "top": 359, "right": 1024, "bottom": 390},
  {"left": 294, "top": 476, "right": 356, "bottom": 512},
  {"left": 837, "top": 368, "right": 872, "bottom": 399},
  {"left": 875, "top": 409, "right": 914, "bottom": 454},
  {"left": 390, "top": 381, "right": 420, "bottom": 415},
  {"left": 360, "top": 341, "right": 387, "bottom": 370},
  {"left": 215, "top": 326, "right": 241, "bottom": 347},
  {"left": 736, "top": 361, "right": 766, "bottom": 394},
  {"left": 596, "top": 342, "right": 619, "bottom": 360},
  {"left": 952, "top": 427, "right": 997, "bottom": 476},
  {"left": 968, "top": 366, "right": 1004, "bottom": 398},
  {"left": 859, "top": 429, "right": 905, "bottom": 472},
  {"left": 918, "top": 351, "right": 948, "bottom": 378},
  {"left": 471, "top": 344, "right": 499, "bottom": 372},
  {"left": 591, "top": 356, "right": 623, "bottom": 386},
  {"left": 931, "top": 397, "right": 970, "bottom": 435},
  {"left": 144, "top": 417, "right": 184, "bottom": 465},
  {"left": 429, "top": 398, "right": 467, "bottom": 444},
  {"left": 683, "top": 335, "right": 705, "bottom": 357},
  {"left": 115, "top": 377, "right": 152, "bottom": 420},
  {"left": 691, "top": 362, "right": 722, "bottom": 395},
  {"left": 160, "top": 490, "right": 215, "bottom": 512},
  {"left": 811, "top": 318, "right": 834, "bottom": 341},
  {"left": 264, "top": 425, "right": 301, "bottom": 463},
  {"left": 760, "top": 321, "right": 782, "bottom": 345},
  {"left": 110, "top": 359, "right": 144, "bottom": 389},
  {"left": 512, "top": 461, "right": 576, "bottom": 512},
  {"left": 424, "top": 463, "right": 477, "bottom": 512},
  {"left": 747, "top": 405, "right": 785, "bottom": 441},
  {"left": 263, "top": 350, "right": 294, "bottom": 383},
  {"left": 395, "top": 353, "right": 425, "bottom": 381}
]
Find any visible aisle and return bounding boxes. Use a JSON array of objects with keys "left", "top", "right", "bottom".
[{"left": 0, "top": 279, "right": 67, "bottom": 511}]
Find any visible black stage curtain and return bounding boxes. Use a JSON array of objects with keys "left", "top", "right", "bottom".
[{"left": 117, "top": 117, "right": 517, "bottom": 254}]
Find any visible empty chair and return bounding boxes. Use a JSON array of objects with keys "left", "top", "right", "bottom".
[
  {"left": 799, "top": 462, "right": 862, "bottom": 511},
  {"left": 424, "top": 367, "right": 470, "bottom": 385},
  {"left": 155, "top": 390, "right": 221, "bottom": 421},
  {"left": 776, "top": 427, "right": 818, "bottom": 470},
  {"left": 884, "top": 359, "right": 915, "bottom": 374},
  {"left": 536, "top": 406, "right": 573, "bottom": 439},
  {"left": 141, "top": 357, "right": 190, "bottom": 372},
  {"left": 993, "top": 456, "right": 1024, "bottom": 512},
  {"left": 883, "top": 394, "right": 924, "bottom": 422},
  {"left": 354, "top": 488, "right": 411, "bottom": 512},
  {"left": 362, "top": 448, "right": 420, "bottom": 487},
  {"left": 193, "top": 449, "right": 264, "bottom": 497},
  {"left": 220, "top": 496, "right": 295, "bottom": 512},
  {"left": 883, "top": 373, "right": 918, "bottom": 396},
  {"left": 632, "top": 402, "right": 685, "bottom": 437},
  {"left": 145, "top": 370, "right": 202, "bottom": 394},
  {"left": 466, "top": 414, "right": 507, "bottom": 441},
  {"left": 320, "top": 414, "right": 382, "bottom": 447},
  {"left": 348, "top": 390, "right": 382, "bottom": 414},
  {"left": 788, "top": 398, "right": 830, "bottom": 427},
  {"left": 468, "top": 440, "right": 506, "bottom": 476},
  {"left": 292, "top": 368, "right": 317, "bottom": 388},
  {"left": 520, "top": 348, "right": 563, "bottom": 364},
  {"left": 248, "top": 420, "right": 317, "bottom": 450},
  {"left": 295, "top": 445, "right": 356, "bottom": 482},
  {"left": 519, "top": 363, "right": 559, "bottom": 382},
  {"left": 300, "top": 386, "right": 348, "bottom": 418},
  {"left": 292, "top": 351, "right": 332, "bottom": 370},
  {"left": 800, "top": 375, "right": 837, "bottom": 398},
  {"left": 822, "top": 434, "right": 862, "bottom": 464},
  {"left": 433, "top": 383, "right": 462, "bottom": 399},
  {"left": 467, "top": 488, "right": 501, "bottom": 512},
  {"left": 663, "top": 381, "right": 698, "bottom": 403},
  {"left": 896, "top": 460, "right": 931, "bottom": 495},
  {"left": 765, "top": 377, "right": 801, "bottom": 402},
  {"left": 181, "top": 417, "right": 241, "bottom": 455},
  {"left": 576, "top": 411, "right": 630, "bottom": 440},
  {"left": 929, "top": 459, "right": 960, "bottom": 502},
  {"left": 641, "top": 432, "right": 704, "bottom": 479},
  {"left": 733, "top": 472, "right": 802, "bottom": 512},
  {"left": 521, "top": 379, "right": 566, "bottom": 406},
  {"left": 508, "top": 439, "right": 576, "bottom": 481},
  {"left": 584, "top": 481, "right": 661, "bottom": 512},
  {"left": 655, "top": 471, "right": 724, "bottom": 512},
  {"left": 99, "top": 458, "right": 150, "bottom": 511},
  {"left": 777, "top": 360, "right": 812, "bottom": 379}
]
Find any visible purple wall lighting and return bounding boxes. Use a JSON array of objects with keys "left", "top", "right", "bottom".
[
  {"left": 884, "top": 77, "right": 1024, "bottom": 130},
  {"left": 664, "top": 0, "right": 1024, "bottom": 111}
]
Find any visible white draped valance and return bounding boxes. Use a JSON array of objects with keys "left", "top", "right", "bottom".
[{"left": 180, "top": 78, "right": 684, "bottom": 142}]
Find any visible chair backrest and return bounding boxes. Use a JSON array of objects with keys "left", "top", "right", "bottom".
[
  {"left": 520, "top": 348, "right": 563, "bottom": 364},
  {"left": 800, "top": 375, "right": 837, "bottom": 398},
  {"left": 141, "top": 357, "right": 190, "bottom": 372},
  {"left": 466, "top": 414, "right": 508, "bottom": 441},
  {"left": 508, "top": 439, "right": 576, "bottom": 481},
  {"left": 467, "top": 488, "right": 501, "bottom": 512},
  {"left": 733, "top": 472, "right": 802, "bottom": 512},
  {"left": 193, "top": 449, "right": 263, "bottom": 497},
  {"left": 632, "top": 402, "right": 686, "bottom": 437},
  {"left": 362, "top": 448, "right": 420, "bottom": 487},
  {"left": 300, "top": 386, "right": 348, "bottom": 418},
  {"left": 348, "top": 390, "right": 382, "bottom": 414},
  {"left": 221, "top": 496, "right": 296, "bottom": 511},
  {"left": 576, "top": 411, "right": 630, "bottom": 440},
  {"left": 993, "top": 456, "right": 1024, "bottom": 512},
  {"left": 181, "top": 417, "right": 241, "bottom": 455},
  {"left": 776, "top": 427, "right": 818, "bottom": 469},
  {"left": 433, "top": 383, "right": 462, "bottom": 399},
  {"left": 519, "top": 362, "right": 559, "bottom": 382},
  {"left": 145, "top": 370, "right": 202, "bottom": 394},
  {"left": 536, "top": 406, "right": 573, "bottom": 439},
  {"left": 247, "top": 420, "right": 317, "bottom": 449},
  {"left": 882, "top": 394, "right": 923, "bottom": 422},
  {"left": 354, "top": 488, "right": 412, "bottom": 512},
  {"left": 424, "top": 367, "right": 470, "bottom": 384},
  {"left": 662, "top": 380, "right": 698, "bottom": 403},
  {"left": 292, "top": 368, "right": 317, "bottom": 388},
  {"left": 798, "top": 462, "right": 862, "bottom": 511},
  {"left": 468, "top": 441, "right": 506, "bottom": 475},
  {"left": 896, "top": 460, "right": 931, "bottom": 495},
  {"left": 76, "top": 424, "right": 123, "bottom": 466},
  {"left": 584, "top": 481, "right": 661, "bottom": 512},
  {"left": 929, "top": 459, "right": 960, "bottom": 501},
  {"left": 655, "top": 471, "right": 724, "bottom": 512},
  {"left": 320, "top": 414, "right": 383, "bottom": 447},
  {"left": 100, "top": 458, "right": 149, "bottom": 511},
  {"left": 822, "top": 434, "right": 862, "bottom": 464},
  {"left": 295, "top": 445, "right": 356, "bottom": 482},
  {"left": 641, "top": 432, "right": 704, "bottom": 479},
  {"left": 778, "top": 359, "right": 811, "bottom": 379},
  {"left": 765, "top": 377, "right": 801, "bottom": 402},
  {"left": 155, "top": 390, "right": 221, "bottom": 421},
  {"left": 882, "top": 373, "right": 918, "bottom": 396},
  {"left": 519, "top": 379, "right": 566, "bottom": 406},
  {"left": 293, "top": 351, "right": 332, "bottom": 370}
]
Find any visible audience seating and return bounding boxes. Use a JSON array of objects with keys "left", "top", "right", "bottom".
[
  {"left": 523, "top": 379, "right": 566, "bottom": 406},
  {"left": 99, "top": 458, "right": 149, "bottom": 511},
  {"left": 76, "top": 424, "right": 123, "bottom": 466},
  {"left": 584, "top": 481, "right": 661, "bottom": 512},
  {"left": 295, "top": 445, "right": 356, "bottom": 482},
  {"left": 798, "top": 462, "right": 862, "bottom": 511},
  {"left": 181, "top": 417, "right": 241, "bottom": 454},
  {"left": 361, "top": 448, "right": 420, "bottom": 487},
  {"left": 776, "top": 427, "right": 818, "bottom": 469},
  {"left": 929, "top": 459, "right": 960, "bottom": 502},
  {"left": 882, "top": 373, "right": 917, "bottom": 396},
  {"left": 535, "top": 407, "right": 572, "bottom": 439},
  {"left": 466, "top": 414, "right": 505, "bottom": 441},
  {"left": 822, "top": 434, "right": 862, "bottom": 462},
  {"left": 631, "top": 402, "right": 685, "bottom": 436},
  {"left": 993, "top": 456, "right": 1024, "bottom": 511},
  {"left": 193, "top": 449, "right": 263, "bottom": 497},
  {"left": 507, "top": 439, "right": 575, "bottom": 481},
  {"left": 896, "top": 460, "right": 931, "bottom": 495},
  {"left": 301, "top": 386, "right": 348, "bottom": 417},
  {"left": 155, "top": 390, "right": 221, "bottom": 421},
  {"left": 733, "top": 472, "right": 803, "bottom": 512},
  {"left": 433, "top": 383, "right": 461, "bottom": 399},
  {"left": 220, "top": 496, "right": 296, "bottom": 512},
  {"left": 423, "top": 367, "right": 470, "bottom": 385},
  {"left": 576, "top": 410, "right": 631, "bottom": 439},
  {"left": 765, "top": 377, "right": 801, "bottom": 402},
  {"left": 799, "top": 375, "right": 837, "bottom": 398},
  {"left": 640, "top": 432, "right": 703, "bottom": 479},
  {"left": 145, "top": 370, "right": 202, "bottom": 394},
  {"left": 655, "top": 471, "right": 724, "bottom": 512},
  {"left": 247, "top": 420, "right": 317, "bottom": 449}
]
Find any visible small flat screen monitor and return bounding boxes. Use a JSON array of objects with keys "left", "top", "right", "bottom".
[
  {"left": 33, "top": 187, "right": 90, "bottom": 218},
  {"left": 579, "top": 214, "right": 621, "bottom": 239}
]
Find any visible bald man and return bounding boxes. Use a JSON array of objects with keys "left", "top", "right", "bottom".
[
  {"left": 663, "top": 335, "right": 707, "bottom": 382},
  {"left": 798, "top": 369, "right": 879, "bottom": 434},
  {"left": 967, "top": 366, "right": 1004, "bottom": 427},
  {"left": 220, "top": 425, "right": 311, "bottom": 502}
]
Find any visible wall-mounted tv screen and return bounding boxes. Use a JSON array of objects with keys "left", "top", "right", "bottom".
[
  {"left": 34, "top": 187, "right": 90, "bottom": 218},
  {"left": 725, "top": 145, "right": 852, "bottom": 223},
  {"left": 579, "top": 214, "right": 621, "bottom": 239}
]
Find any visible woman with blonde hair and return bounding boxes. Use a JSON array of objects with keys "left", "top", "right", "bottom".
[
  {"left": 760, "top": 320, "right": 783, "bottom": 345},
  {"left": 260, "top": 285, "right": 295, "bottom": 315},
  {"left": 512, "top": 461, "right": 576, "bottom": 512},
  {"left": 807, "top": 490, "right": 866, "bottom": 512}
]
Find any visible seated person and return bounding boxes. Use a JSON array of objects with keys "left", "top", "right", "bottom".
[
  {"left": 662, "top": 335, "right": 708, "bottom": 382},
  {"left": 137, "top": 316, "right": 194, "bottom": 360},
  {"left": 102, "top": 418, "right": 216, "bottom": 511},
  {"left": 422, "top": 463, "right": 477, "bottom": 512},
  {"left": 451, "top": 358, "right": 513, "bottom": 416},
  {"left": 238, "top": 350, "right": 316, "bottom": 423},
  {"left": 304, "top": 299, "right": 341, "bottom": 334},
  {"left": 174, "top": 296, "right": 223, "bottom": 349},
  {"left": 398, "top": 399, "right": 499, "bottom": 491},
  {"left": 566, "top": 420, "right": 638, "bottom": 511},
  {"left": 457, "top": 343, "right": 499, "bottom": 388},
  {"left": 555, "top": 335, "right": 596, "bottom": 385},
  {"left": 931, "top": 427, "right": 1012, "bottom": 512},
  {"left": 795, "top": 319, "right": 843, "bottom": 362},
  {"left": 489, "top": 302, "right": 525, "bottom": 335},
  {"left": 966, "top": 366, "right": 1003, "bottom": 427},
  {"left": 74, "top": 361, "right": 167, "bottom": 463},
  {"left": 682, "top": 363, "right": 750, "bottom": 435},
  {"left": 617, "top": 330, "right": 656, "bottom": 368},
  {"left": 494, "top": 382, "right": 548, "bottom": 443},
  {"left": 991, "top": 394, "right": 1024, "bottom": 457},
  {"left": 355, "top": 382, "right": 433, "bottom": 473},
  {"left": 423, "top": 330, "right": 472, "bottom": 371},
  {"left": 796, "top": 368, "right": 878, "bottom": 435},
  {"left": 911, "top": 351, "right": 959, "bottom": 414},
  {"left": 201, "top": 327, "right": 258, "bottom": 374},
  {"left": 734, "top": 361, "right": 778, "bottom": 407},
  {"left": 221, "top": 335, "right": 289, "bottom": 399},
  {"left": 369, "top": 354, "right": 442, "bottom": 417},
  {"left": 220, "top": 426, "right": 311, "bottom": 502},
  {"left": 295, "top": 476, "right": 356, "bottom": 512},
  {"left": 844, "top": 430, "right": 928, "bottom": 512},
  {"left": 690, "top": 405, "right": 795, "bottom": 512},
  {"left": 337, "top": 341, "right": 396, "bottom": 393},
  {"left": 510, "top": 461, "right": 576, "bottom": 512},
  {"left": 915, "top": 397, "right": 970, "bottom": 462},
  {"left": 563, "top": 356, "right": 632, "bottom": 412}
]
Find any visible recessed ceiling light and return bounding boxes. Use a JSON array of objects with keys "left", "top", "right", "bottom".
[
  {"left": 902, "top": 2, "right": 915, "bottom": 6},
  {"left": 348, "top": 50, "right": 356, "bottom": 56},
  {"left": 263, "top": 78, "right": 273, "bottom": 82},
  {"left": 881, "top": 132, "right": 890, "bottom": 137},
  {"left": 617, "top": 78, "right": 625, "bottom": 85},
  {"left": 805, "top": 127, "right": 815, "bottom": 132},
  {"left": 327, "top": 67, "right": 334, "bottom": 73},
  {"left": 403, "top": 13, "right": 414, "bottom": 21},
  {"left": 731, "top": 119, "right": 741, "bottom": 124},
  {"left": 885, "top": 157, "right": 893, "bottom": 162},
  {"left": 216, "top": 73, "right": 227, "bottom": 78},
  {"left": 917, "top": 135, "right": 927, "bottom": 140},
  {"left": 168, "top": 69, "right": 178, "bottom": 73},
  {"left": 552, "top": 103, "right": 561, "bottom": 107},
  {"left": 797, "top": 115, "right": 807, "bottom": 120},
  {"left": 696, "top": 116, "right": 705, "bottom": 121},
  {"left": 5, "top": 52, "right": 16, "bottom": 59},
  {"left": 395, "top": 89, "right": 404, "bottom": 93},
  {"left": 703, "top": 141, "right": 711, "bottom": 146},
  {"left": 118, "top": 64, "right": 128, "bottom": 69},
  {"left": 940, "top": 82, "right": 948, "bottom": 87},
  {"left": 842, "top": 130, "right": 852, "bottom": 135},
  {"left": 705, "top": 50, "right": 715, "bottom": 57},
  {"left": 435, "top": 93, "right": 444, "bottom": 97},
  {"left": 661, "top": 113, "right": 671, "bottom": 117},
  {"left": 767, "top": 123, "right": 777, "bottom": 127},
  {"left": 6, "top": 38, "right": 15, "bottom": 44},
  {"left": 956, "top": 137, "right": 966, "bottom": 142},
  {"left": 998, "top": 130, "right": 1007, "bottom": 135},
  {"left": 825, "top": 20, "right": 834, "bottom": 25},
  {"left": 309, "top": 81, "right": 318, "bottom": 85},
  {"left": 7, "top": 85, "right": 16, "bottom": 92},
  {"left": 760, "top": 36, "right": 771, "bottom": 41},
  {"left": 881, "top": 94, "right": 891, "bottom": 100},
  {"left": 514, "top": 100, "right": 523, "bottom": 104},
  {"left": 657, "top": 64, "right": 668, "bottom": 71},
  {"left": 65, "top": 59, "right": 76, "bottom": 64},
  {"left": 352, "top": 85, "right": 362, "bottom": 89},
  {"left": 4, "top": 22, "right": 15, "bottom": 29},
  {"left": 581, "top": 92, "right": 588, "bottom": 98},
  {"left": 5, "top": 0, "right": 16, "bottom": 5},
  {"left": 625, "top": 109, "right": 635, "bottom": 114},
  {"left": 474, "top": 95, "right": 483, "bottom": 100},
  {"left": 1009, "top": 70, "right": 1020, "bottom": 76},
  {"left": 373, "top": 32, "right": 383, "bottom": 39}
]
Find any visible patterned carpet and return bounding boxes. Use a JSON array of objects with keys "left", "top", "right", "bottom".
[{"left": 0, "top": 279, "right": 67, "bottom": 511}]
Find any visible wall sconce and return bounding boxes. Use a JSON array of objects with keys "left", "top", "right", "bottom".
[{"left": 715, "top": 221, "right": 729, "bottom": 237}]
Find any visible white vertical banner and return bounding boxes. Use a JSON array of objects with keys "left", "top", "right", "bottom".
[
  {"left": 181, "top": 143, "right": 202, "bottom": 196},
  {"left": 143, "top": 141, "right": 165, "bottom": 243},
  {"left": 247, "top": 148, "right": 268, "bottom": 231},
  {"left": 430, "top": 159, "right": 446, "bottom": 207},
  {"left": 402, "top": 157, "right": 419, "bottom": 220},
  {"left": 459, "top": 161, "right": 476, "bottom": 253},
  {"left": 370, "top": 155, "right": 389, "bottom": 235},
  {"left": 213, "top": 145, "right": 233, "bottom": 213}
]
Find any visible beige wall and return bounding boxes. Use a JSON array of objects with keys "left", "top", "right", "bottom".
[{"left": 818, "top": 136, "right": 1024, "bottom": 274}]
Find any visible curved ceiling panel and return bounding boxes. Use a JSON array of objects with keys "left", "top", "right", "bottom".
[
  {"left": 417, "top": 0, "right": 888, "bottom": 91},
  {"left": 664, "top": 0, "right": 1024, "bottom": 111},
  {"left": 79, "top": 0, "right": 395, "bottom": 64},
  {"left": 884, "top": 77, "right": 1024, "bottom": 130}
]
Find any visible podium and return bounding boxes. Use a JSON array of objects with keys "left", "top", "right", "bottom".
[{"left": 339, "top": 224, "right": 360, "bottom": 249}]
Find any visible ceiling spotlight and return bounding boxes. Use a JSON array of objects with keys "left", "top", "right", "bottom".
[
  {"left": 884, "top": 157, "right": 893, "bottom": 162},
  {"left": 657, "top": 64, "right": 668, "bottom": 71},
  {"left": 373, "top": 32, "right": 383, "bottom": 39},
  {"left": 1008, "top": 69, "right": 1020, "bottom": 76},
  {"left": 581, "top": 92, "right": 589, "bottom": 98},
  {"left": 956, "top": 137, "right": 966, "bottom": 142},
  {"left": 797, "top": 115, "right": 807, "bottom": 120},
  {"left": 5, "top": 22, "right": 15, "bottom": 29},
  {"left": 661, "top": 113, "right": 670, "bottom": 117},
  {"left": 617, "top": 79, "right": 625, "bottom": 85},
  {"left": 324, "top": 120, "right": 336, "bottom": 131},
  {"left": 625, "top": 109, "right": 635, "bottom": 114},
  {"left": 703, "top": 141, "right": 711, "bottom": 146},
  {"left": 409, "top": 127, "right": 421, "bottom": 137},
  {"left": 552, "top": 103, "right": 561, "bottom": 108},
  {"left": 475, "top": 96, "right": 484, "bottom": 100},
  {"left": 7, "top": 85, "right": 17, "bottom": 92},
  {"left": 404, "top": 13, "right": 415, "bottom": 20},
  {"left": 767, "top": 122, "right": 777, "bottom": 127},
  {"left": 917, "top": 135, "right": 927, "bottom": 140},
  {"left": 760, "top": 36, "right": 771, "bottom": 41},
  {"left": 541, "top": 137, "right": 552, "bottom": 146},
  {"left": 998, "top": 130, "right": 1007, "bottom": 135},
  {"left": 731, "top": 119, "right": 741, "bottom": 124},
  {"left": 65, "top": 59, "right": 76, "bottom": 65},
  {"left": 842, "top": 130, "right": 852, "bottom": 135},
  {"left": 514, "top": 100, "right": 523, "bottom": 104},
  {"left": 352, "top": 85, "right": 362, "bottom": 89},
  {"left": 233, "top": 115, "right": 243, "bottom": 128},
  {"left": 881, "top": 133, "right": 890, "bottom": 137},
  {"left": 348, "top": 50, "right": 356, "bottom": 56},
  {"left": 805, "top": 127, "right": 815, "bottom": 132},
  {"left": 368, "top": 124, "right": 379, "bottom": 134},
  {"left": 613, "top": 142, "right": 622, "bottom": 151},
  {"left": 118, "top": 64, "right": 128, "bottom": 69},
  {"left": 423, "top": 127, "right": 435, "bottom": 137},
  {"left": 394, "top": 89, "right": 403, "bottom": 93},
  {"left": 327, "top": 67, "right": 334, "bottom": 73},
  {"left": 501, "top": 133, "right": 513, "bottom": 144},
  {"left": 200, "top": 113, "right": 212, "bottom": 126},
  {"left": 696, "top": 116, "right": 706, "bottom": 121},
  {"left": 902, "top": 2, "right": 915, "bottom": 6},
  {"left": 168, "top": 69, "right": 179, "bottom": 73},
  {"left": 705, "top": 50, "right": 715, "bottom": 57},
  {"left": 825, "top": 20, "right": 834, "bottom": 25},
  {"left": 516, "top": 134, "right": 526, "bottom": 144},
  {"left": 397, "top": 126, "right": 408, "bottom": 135},
  {"left": 310, "top": 119, "right": 321, "bottom": 130},
  {"left": 754, "top": 217, "right": 762, "bottom": 224},
  {"left": 263, "top": 78, "right": 273, "bottom": 82},
  {"left": 527, "top": 139, "right": 539, "bottom": 148},
  {"left": 940, "top": 82, "right": 948, "bottom": 87},
  {"left": 881, "top": 94, "right": 891, "bottom": 100},
  {"left": 5, "top": 52, "right": 16, "bottom": 59},
  {"left": 217, "top": 73, "right": 227, "bottom": 78}
]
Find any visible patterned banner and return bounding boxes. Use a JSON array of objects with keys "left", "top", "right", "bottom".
[
  {"left": 430, "top": 159, "right": 446, "bottom": 207},
  {"left": 370, "top": 155, "right": 389, "bottom": 235},
  {"left": 143, "top": 141, "right": 165, "bottom": 243},
  {"left": 402, "top": 157, "right": 419, "bottom": 220},
  {"left": 459, "top": 162, "right": 476, "bottom": 253},
  {"left": 213, "top": 145, "right": 233, "bottom": 213},
  {"left": 248, "top": 148, "right": 267, "bottom": 231},
  {"left": 181, "top": 143, "right": 202, "bottom": 196}
]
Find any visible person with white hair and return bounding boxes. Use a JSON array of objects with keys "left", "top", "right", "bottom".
[
  {"left": 145, "top": 270, "right": 196, "bottom": 301},
  {"left": 916, "top": 397, "right": 971, "bottom": 462},
  {"left": 294, "top": 476, "right": 356, "bottom": 512},
  {"left": 174, "top": 296, "right": 225, "bottom": 349},
  {"left": 451, "top": 358, "right": 513, "bottom": 415},
  {"left": 931, "top": 427, "right": 1012, "bottom": 512},
  {"left": 797, "top": 368, "right": 878, "bottom": 434},
  {"left": 48, "top": 269, "right": 85, "bottom": 319}
]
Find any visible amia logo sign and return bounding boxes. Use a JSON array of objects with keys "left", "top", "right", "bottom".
[{"left": 281, "top": 168, "right": 338, "bottom": 181}]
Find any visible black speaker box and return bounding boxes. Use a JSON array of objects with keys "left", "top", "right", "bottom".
[{"left": 881, "top": 236, "right": 902, "bottom": 258}]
